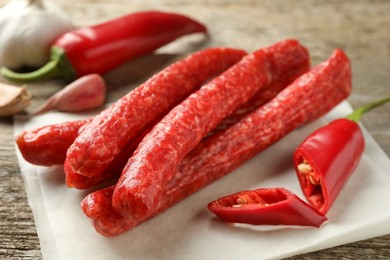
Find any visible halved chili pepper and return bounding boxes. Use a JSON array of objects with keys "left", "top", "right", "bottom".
[
  {"left": 1, "top": 11, "right": 207, "bottom": 82},
  {"left": 207, "top": 188, "right": 327, "bottom": 227},
  {"left": 294, "top": 96, "right": 390, "bottom": 214}
]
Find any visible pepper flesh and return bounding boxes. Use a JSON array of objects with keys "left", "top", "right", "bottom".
[
  {"left": 1, "top": 11, "right": 207, "bottom": 82},
  {"left": 208, "top": 188, "right": 327, "bottom": 227}
]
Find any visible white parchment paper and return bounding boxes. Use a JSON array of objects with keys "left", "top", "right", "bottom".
[{"left": 14, "top": 101, "right": 390, "bottom": 260}]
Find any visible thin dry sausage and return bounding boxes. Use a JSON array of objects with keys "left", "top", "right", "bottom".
[{"left": 15, "top": 118, "right": 91, "bottom": 166}]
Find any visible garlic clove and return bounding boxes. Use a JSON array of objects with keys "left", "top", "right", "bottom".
[
  {"left": 0, "top": 83, "right": 31, "bottom": 116},
  {"left": 31, "top": 74, "right": 106, "bottom": 115}
]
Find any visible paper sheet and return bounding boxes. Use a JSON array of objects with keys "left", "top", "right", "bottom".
[{"left": 14, "top": 101, "right": 390, "bottom": 260}]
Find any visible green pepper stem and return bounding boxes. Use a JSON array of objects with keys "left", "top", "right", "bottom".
[
  {"left": 0, "top": 47, "right": 77, "bottom": 83},
  {"left": 346, "top": 96, "right": 390, "bottom": 122}
]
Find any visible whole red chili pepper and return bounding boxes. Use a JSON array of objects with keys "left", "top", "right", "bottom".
[
  {"left": 1, "top": 11, "right": 207, "bottom": 82},
  {"left": 207, "top": 188, "right": 327, "bottom": 227},
  {"left": 294, "top": 96, "right": 390, "bottom": 214}
]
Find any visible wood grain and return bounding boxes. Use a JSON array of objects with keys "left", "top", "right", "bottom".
[{"left": 0, "top": 0, "right": 389, "bottom": 258}]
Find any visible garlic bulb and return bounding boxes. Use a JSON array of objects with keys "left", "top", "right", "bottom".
[
  {"left": 0, "top": 82, "right": 31, "bottom": 116},
  {"left": 0, "top": 0, "right": 74, "bottom": 69}
]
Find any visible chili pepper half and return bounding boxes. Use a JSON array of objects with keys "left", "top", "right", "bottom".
[
  {"left": 1, "top": 11, "right": 207, "bottom": 82},
  {"left": 294, "top": 96, "right": 390, "bottom": 214},
  {"left": 208, "top": 188, "right": 327, "bottom": 227}
]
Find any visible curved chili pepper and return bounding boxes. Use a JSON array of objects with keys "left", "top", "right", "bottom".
[
  {"left": 1, "top": 11, "right": 207, "bottom": 82},
  {"left": 208, "top": 188, "right": 327, "bottom": 227},
  {"left": 294, "top": 96, "right": 390, "bottom": 214}
]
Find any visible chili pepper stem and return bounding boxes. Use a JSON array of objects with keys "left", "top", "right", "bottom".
[
  {"left": 346, "top": 96, "right": 390, "bottom": 122},
  {"left": 0, "top": 47, "right": 77, "bottom": 82}
]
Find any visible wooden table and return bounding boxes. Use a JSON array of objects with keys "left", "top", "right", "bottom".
[{"left": 1, "top": 0, "right": 389, "bottom": 258}]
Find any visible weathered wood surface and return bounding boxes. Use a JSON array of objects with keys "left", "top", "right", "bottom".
[{"left": 0, "top": 0, "right": 389, "bottom": 258}]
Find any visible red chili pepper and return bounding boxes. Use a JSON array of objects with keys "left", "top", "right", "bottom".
[
  {"left": 207, "top": 188, "right": 327, "bottom": 227},
  {"left": 294, "top": 96, "right": 390, "bottom": 214},
  {"left": 1, "top": 11, "right": 207, "bottom": 82}
]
